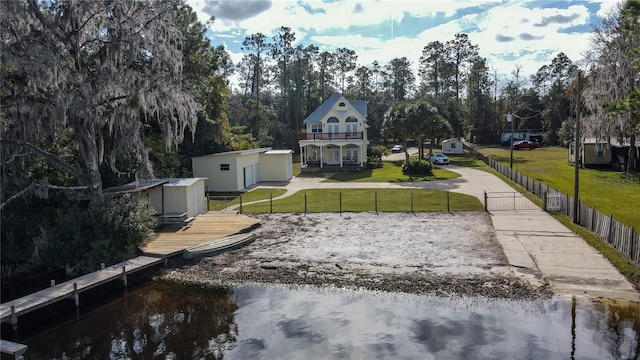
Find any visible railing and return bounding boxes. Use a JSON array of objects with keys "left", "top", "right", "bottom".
[
  {"left": 467, "top": 145, "right": 639, "bottom": 265},
  {"left": 298, "top": 132, "right": 364, "bottom": 141}
]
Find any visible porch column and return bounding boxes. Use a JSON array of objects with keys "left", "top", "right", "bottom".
[
  {"left": 360, "top": 142, "right": 365, "bottom": 166},
  {"left": 319, "top": 145, "right": 323, "bottom": 168},
  {"left": 299, "top": 144, "right": 304, "bottom": 168},
  {"left": 339, "top": 146, "right": 343, "bottom": 168}
]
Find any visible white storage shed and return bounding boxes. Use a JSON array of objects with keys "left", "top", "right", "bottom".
[
  {"left": 442, "top": 139, "right": 464, "bottom": 155},
  {"left": 192, "top": 147, "right": 293, "bottom": 192}
]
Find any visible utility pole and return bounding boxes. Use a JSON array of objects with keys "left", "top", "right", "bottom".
[
  {"left": 573, "top": 71, "right": 582, "bottom": 224},
  {"left": 508, "top": 113, "right": 514, "bottom": 168}
]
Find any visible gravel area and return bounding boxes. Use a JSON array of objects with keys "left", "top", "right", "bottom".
[{"left": 163, "top": 212, "right": 552, "bottom": 299}]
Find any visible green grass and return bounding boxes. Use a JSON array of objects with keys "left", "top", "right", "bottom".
[
  {"left": 241, "top": 188, "right": 483, "bottom": 213},
  {"left": 476, "top": 145, "right": 640, "bottom": 230},
  {"left": 325, "top": 160, "right": 461, "bottom": 182},
  {"left": 208, "top": 188, "right": 287, "bottom": 211}
]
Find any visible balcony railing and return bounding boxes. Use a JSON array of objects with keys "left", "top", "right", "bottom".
[{"left": 298, "top": 132, "right": 364, "bottom": 141}]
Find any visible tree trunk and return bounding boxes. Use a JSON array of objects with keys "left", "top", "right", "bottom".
[{"left": 628, "top": 132, "right": 637, "bottom": 173}]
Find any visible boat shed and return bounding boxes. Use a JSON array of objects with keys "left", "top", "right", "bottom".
[{"left": 103, "top": 178, "right": 207, "bottom": 217}]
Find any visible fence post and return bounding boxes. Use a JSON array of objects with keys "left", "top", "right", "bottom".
[
  {"left": 513, "top": 192, "right": 516, "bottom": 210},
  {"left": 207, "top": 195, "right": 210, "bottom": 211},
  {"left": 270, "top": 193, "right": 273, "bottom": 214},
  {"left": 411, "top": 191, "right": 414, "bottom": 213},
  {"left": 608, "top": 213, "right": 614, "bottom": 242},
  {"left": 375, "top": 192, "right": 378, "bottom": 215},
  {"left": 484, "top": 191, "right": 488, "bottom": 212},
  {"left": 304, "top": 193, "right": 307, "bottom": 214},
  {"left": 591, "top": 207, "right": 596, "bottom": 231},
  {"left": 339, "top": 192, "right": 342, "bottom": 216},
  {"left": 239, "top": 194, "right": 243, "bottom": 214},
  {"left": 447, "top": 191, "right": 450, "bottom": 212},
  {"left": 543, "top": 191, "right": 547, "bottom": 212}
]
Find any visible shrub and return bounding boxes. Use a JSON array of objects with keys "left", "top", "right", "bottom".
[
  {"left": 367, "top": 156, "right": 384, "bottom": 169},
  {"left": 368, "top": 145, "right": 389, "bottom": 159},
  {"left": 402, "top": 159, "right": 433, "bottom": 176}
]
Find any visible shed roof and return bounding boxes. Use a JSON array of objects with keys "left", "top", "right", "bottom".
[
  {"left": 103, "top": 179, "right": 168, "bottom": 195},
  {"left": 264, "top": 149, "right": 293, "bottom": 155},
  {"left": 191, "top": 147, "right": 272, "bottom": 159}
]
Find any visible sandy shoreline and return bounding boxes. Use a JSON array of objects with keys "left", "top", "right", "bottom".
[{"left": 163, "top": 212, "right": 552, "bottom": 299}]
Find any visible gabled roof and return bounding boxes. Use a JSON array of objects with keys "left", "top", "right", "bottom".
[
  {"left": 103, "top": 179, "right": 169, "bottom": 195},
  {"left": 303, "top": 92, "right": 367, "bottom": 124}
]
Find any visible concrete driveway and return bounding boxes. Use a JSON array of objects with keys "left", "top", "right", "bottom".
[{"left": 238, "top": 152, "right": 639, "bottom": 302}]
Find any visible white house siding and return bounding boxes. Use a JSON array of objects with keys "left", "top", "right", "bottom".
[
  {"left": 145, "top": 186, "right": 164, "bottom": 215},
  {"left": 261, "top": 150, "right": 293, "bottom": 181},
  {"left": 162, "top": 178, "right": 207, "bottom": 217},
  {"left": 235, "top": 153, "right": 261, "bottom": 189},
  {"left": 442, "top": 139, "right": 464, "bottom": 154},
  {"left": 192, "top": 153, "right": 240, "bottom": 192}
]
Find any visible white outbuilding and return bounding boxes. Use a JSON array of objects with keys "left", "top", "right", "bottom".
[
  {"left": 103, "top": 178, "right": 208, "bottom": 217},
  {"left": 191, "top": 148, "right": 293, "bottom": 192},
  {"left": 442, "top": 138, "right": 464, "bottom": 155}
]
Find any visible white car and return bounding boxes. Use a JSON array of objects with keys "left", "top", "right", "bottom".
[
  {"left": 428, "top": 152, "right": 450, "bottom": 165},
  {"left": 391, "top": 145, "right": 403, "bottom": 153}
]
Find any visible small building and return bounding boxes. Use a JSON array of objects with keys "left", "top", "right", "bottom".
[
  {"left": 500, "top": 130, "right": 546, "bottom": 143},
  {"left": 568, "top": 138, "right": 613, "bottom": 167},
  {"left": 103, "top": 178, "right": 207, "bottom": 217},
  {"left": 191, "top": 147, "right": 293, "bottom": 192},
  {"left": 442, "top": 138, "right": 464, "bottom": 154}
]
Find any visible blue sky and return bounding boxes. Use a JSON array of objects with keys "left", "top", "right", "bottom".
[{"left": 186, "top": 0, "right": 619, "bottom": 91}]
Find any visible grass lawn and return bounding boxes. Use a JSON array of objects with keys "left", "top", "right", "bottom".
[
  {"left": 475, "top": 145, "right": 640, "bottom": 230},
  {"left": 208, "top": 188, "right": 287, "bottom": 211},
  {"left": 325, "top": 160, "right": 461, "bottom": 182},
  {"left": 241, "top": 188, "right": 483, "bottom": 213}
]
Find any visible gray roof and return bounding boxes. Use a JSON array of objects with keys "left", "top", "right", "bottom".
[{"left": 303, "top": 92, "right": 367, "bottom": 124}]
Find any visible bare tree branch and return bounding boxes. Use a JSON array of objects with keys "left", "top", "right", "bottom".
[{"left": 1, "top": 139, "right": 84, "bottom": 181}]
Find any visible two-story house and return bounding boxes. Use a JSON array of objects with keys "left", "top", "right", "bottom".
[{"left": 298, "top": 92, "right": 369, "bottom": 171}]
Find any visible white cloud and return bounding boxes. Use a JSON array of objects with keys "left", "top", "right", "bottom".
[{"left": 187, "top": 0, "right": 608, "bottom": 91}]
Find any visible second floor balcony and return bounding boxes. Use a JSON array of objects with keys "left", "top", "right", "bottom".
[{"left": 298, "top": 132, "right": 364, "bottom": 141}]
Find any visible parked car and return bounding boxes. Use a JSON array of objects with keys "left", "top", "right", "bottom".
[
  {"left": 391, "top": 145, "right": 403, "bottom": 153},
  {"left": 428, "top": 152, "right": 450, "bottom": 165},
  {"left": 500, "top": 138, "right": 522, "bottom": 146},
  {"left": 512, "top": 140, "right": 540, "bottom": 150}
]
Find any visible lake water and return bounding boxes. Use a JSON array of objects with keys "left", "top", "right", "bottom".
[{"left": 7, "top": 281, "right": 640, "bottom": 359}]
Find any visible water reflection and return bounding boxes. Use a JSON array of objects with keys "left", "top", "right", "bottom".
[{"left": 19, "top": 283, "right": 640, "bottom": 360}]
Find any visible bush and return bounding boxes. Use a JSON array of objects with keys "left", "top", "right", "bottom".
[
  {"left": 367, "top": 156, "right": 384, "bottom": 169},
  {"left": 368, "top": 145, "right": 389, "bottom": 159},
  {"left": 402, "top": 159, "right": 433, "bottom": 176}
]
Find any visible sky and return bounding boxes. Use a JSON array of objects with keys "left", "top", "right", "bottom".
[{"left": 185, "top": 0, "right": 621, "bottom": 92}]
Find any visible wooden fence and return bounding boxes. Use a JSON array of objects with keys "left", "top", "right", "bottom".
[{"left": 469, "top": 148, "right": 639, "bottom": 265}]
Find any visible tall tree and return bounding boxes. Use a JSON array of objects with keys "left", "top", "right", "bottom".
[
  {"left": 583, "top": 1, "right": 639, "bottom": 172},
  {"left": 446, "top": 33, "right": 479, "bottom": 103},
  {"left": 419, "top": 41, "right": 447, "bottom": 96},
  {"left": 384, "top": 57, "right": 415, "bottom": 101},
  {"left": 318, "top": 51, "right": 335, "bottom": 99},
  {"left": 270, "top": 26, "right": 296, "bottom": 127},
  {"left": 241, "top": 33, "right": 268, "bottom": 108},
  {"left": 334, "top": 48, "right": 357, "bottom": 94},
  {"left": 1, "top": 0, "right": 200, "bottom": 206}
]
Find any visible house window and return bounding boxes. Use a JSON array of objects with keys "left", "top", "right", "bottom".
[
  {"left": 220, "top": 164, "right": 230, "bottom": 171},
  {"left": 451, "top": 143, "right": 456, "bottom": 148},
  {"left": 327, "top": 117, "right": 339, "bottom": 123},
  {"left": 338, "top": 102, "right": 346, "bottom": 107},
  {"left": 345, "top": 116, "right": 357, "bottom": 122},
  {"left": 311, "top": 124, "right": 322, "bottom": 133}
]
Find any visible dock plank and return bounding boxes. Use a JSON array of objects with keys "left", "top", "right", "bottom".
[{"left": 141, "top": 213, "right": 261, "bottom": 256}]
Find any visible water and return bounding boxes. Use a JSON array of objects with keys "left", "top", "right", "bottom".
[{"left": 7, "top": 282, "right": 640, "bottom": 359}]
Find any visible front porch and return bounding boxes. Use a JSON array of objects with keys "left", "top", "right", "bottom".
[
  {"left": 301, "top": 160, "right": 366, "bottom": 172},
  {"left": 299, "top": 141, "right": 368, "bottom": 172}
]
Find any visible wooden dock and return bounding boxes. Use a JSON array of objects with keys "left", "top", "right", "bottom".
[
  {"left": 141, "top": 212, "right": 261, "bottom": 257},
  {"left": 0, "top": 212, "right": 260, "bottom": 334},
  {"left": 0, "top": 256, "right": 162, "bottom": 328}
]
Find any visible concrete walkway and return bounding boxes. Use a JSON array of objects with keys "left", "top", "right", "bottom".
[{"left": 228, "top": 154, "right": 638, "bottom": 302}]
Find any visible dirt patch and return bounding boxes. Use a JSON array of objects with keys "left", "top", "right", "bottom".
[{"left": 163, "top": 212, "right": 551, "bottom": 299}]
